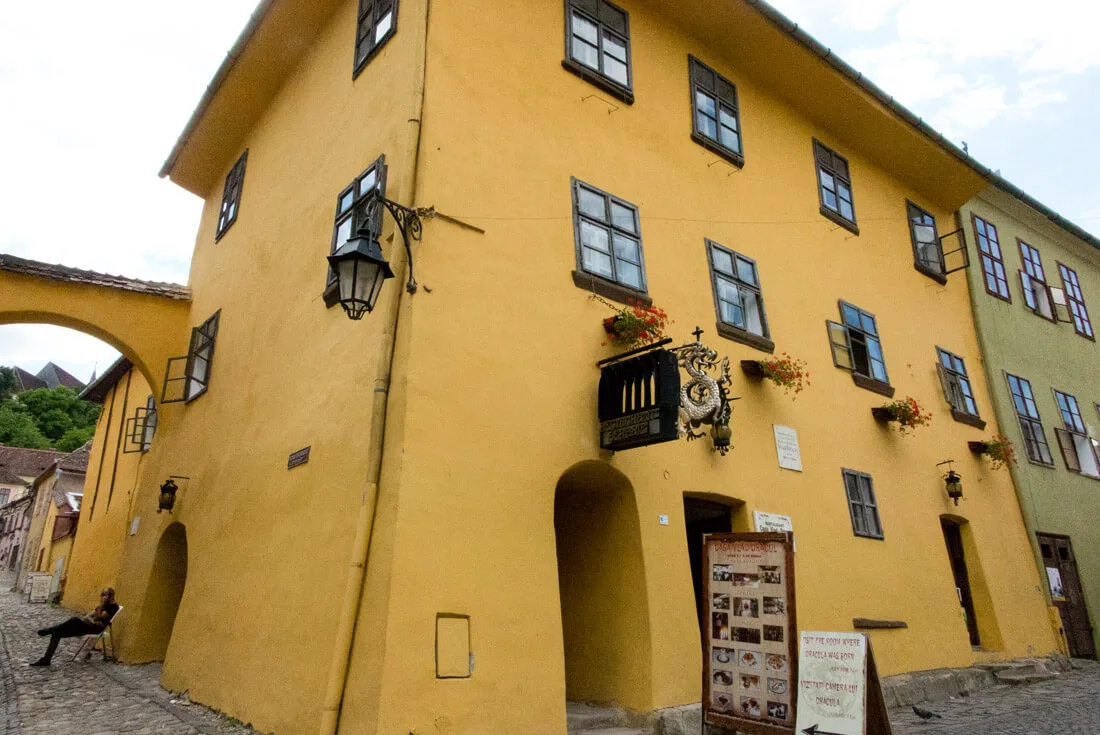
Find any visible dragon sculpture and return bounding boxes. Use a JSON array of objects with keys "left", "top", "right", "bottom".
[{"left": 673, "top": 336, "right": 735, "bottom": 455}]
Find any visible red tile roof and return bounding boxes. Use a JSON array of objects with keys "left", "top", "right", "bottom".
[{"left": 0, "top": 445, "right": 66, "bottom": 479}]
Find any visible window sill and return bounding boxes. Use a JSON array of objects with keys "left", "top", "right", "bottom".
[
  {"left": 716, "top": 323, "right": 774, "bottom": 353},
  {"left": 819, "top": 205, "right": 859, "bottom": 236},
  {"left": 572, "top": 270, "right": 650, "bottom": 307},
  {"left": 1027, "top": 459, "right": 1057, "bottom": 470},
  {"left": 854, "top": 532, "right": 885, "bottom": 541},
  {"left": 852, "top": 373, "right": 895, "bottom": 398},
  {"left": 691, "top": 133, "right": 744, "bottom": 169},
  {"left": 914, "top": 262, "right": 948, "bottom": 285},
  {"left": 1024, "top": 307, "right": 1059, "bottom": 325},
  {"left": 214, "top": 221, "right": 235, "bottom": 244},
  {"left": 853, "top": 618, "right": 907, "bottom": 630},
  {"left": 323, "top": 281, "right": 340, "bottom": 309},
  {"left": 950, "top": 409, "right": 986, "bottom": 430},
  {"left": 561, "top": 59, "right": 635, "bottom": 105}
]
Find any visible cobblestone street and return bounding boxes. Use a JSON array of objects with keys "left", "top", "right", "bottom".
[
  {"left": 0, "top": 571, "right": 259, "bottom": 735},
  {"left": 885, "top": 660, "right": 1100, "bottom": 735}
]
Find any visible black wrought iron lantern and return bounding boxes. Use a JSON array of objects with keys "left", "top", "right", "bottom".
[
  {"left": 944, "top": 469, "right": 963, "bottom": 505},
  {"left": 327, "top": 229, "right": 395, "bottom": 320},
  {"left": 711, "top": 423, "right": 733, "bottom": 454},
  {"left": 158, "top": 479, "right": 179, "bottom": 513}
]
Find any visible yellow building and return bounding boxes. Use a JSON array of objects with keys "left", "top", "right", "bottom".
[
  {"left": 17, "top": 443, "right": 88, "bottom": 597},
  {"left": 2, "top": 0, "right": 1077, "bottom": 733}
]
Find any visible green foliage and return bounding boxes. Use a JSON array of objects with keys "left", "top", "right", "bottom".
[
  {"left": 0, "top": 367, "right": 15, "bottom": 401},
  {"left": 0, "top": 384, "right": 100, "bottom": 450},
  {"left": 0, "top": 405, "right": 51, "bottom": 449},
  {"left": 56, "top": 426, "right": 95, "bottom": 453}
]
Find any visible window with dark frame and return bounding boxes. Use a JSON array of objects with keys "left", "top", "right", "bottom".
[
  {"left": 813, "top": 140, "right": 856, "bottom": 232},
  {"left": 571, "top": 178, "right": 646, "bottom": 296},
  {"left": 706, "top": 240, "right": 770, "bottom": 350},
  {"left": 216, "top": 151, "right": 247, "bottom": 242},
  {"left": 907, "top": 201, "right": 943, "bottom": 278},
  {"left": 124, "top": 394, "right": 158, "bottom": 454},
  {"left": 161, "top": 311, "right": 221, "bottom": 404},
  {"left": 689, "top": 57, "right": 742, "bottom": 166},
  {"left": 563, "top": 0, "right": 633, "bottom": 103},
  {"left": 353, "top": 0, "right": 397, "bottom": 77},
  {"left": 842, "top": 469, "right": 883, "bottom": 539},
  {"left": 325, "top": 156, "right": 387, "bottom": 305},
  {"left": 973, "top": 215, "right": 1011, "bottom": 301},
  {"left": 936, "top": 348, "right": 980, "bottom": 421},
  {"left": 1006, "top": 373, "right": 1054, "bottom": 465},
  {"left": 826, "top": 301, "right": 891, "bottom": 395},
  {"left": 1018, "top": 240, "right": 1055, "bottom": 320},
  {"left": 1058, "top": 264, "right": 1094, "bottom": 339},
  {"left": 1053, "top": 390, "right": 1100, "bottom": 478}
]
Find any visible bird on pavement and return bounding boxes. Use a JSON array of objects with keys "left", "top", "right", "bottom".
[{"left": 912, "top": 705, "right": 942, "bottom": 720}]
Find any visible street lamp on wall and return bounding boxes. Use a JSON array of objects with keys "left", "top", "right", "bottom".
[
  {"left": 938, "top": 460, "right": 963, "bottom": 506},
  {"left": 327, "top": 194, "right": 424, "bottom": 320},
  {"left": 158, "top": 476, "right": 190, "bottom": 514}
]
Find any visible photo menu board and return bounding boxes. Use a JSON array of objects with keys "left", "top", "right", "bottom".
[{"left": 703, "top": 533, "right": 797, "bottom": 735}]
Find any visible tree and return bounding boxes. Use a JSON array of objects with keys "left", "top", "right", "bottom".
[
  {"left": 56, "top": 426, "right": 95, "bottom": 453},
  {"left": 0, "top": 405, "right": 50, "bottom": 449},
  {"left": 0, "top": 367, "right": 15, "bottom": 402}
]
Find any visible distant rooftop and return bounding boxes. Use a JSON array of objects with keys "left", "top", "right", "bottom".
[
  {"left": 0, "top": 254, "right": 190, "bottom": 301},
  {"left": 0, "top": 445, "right": 67, "bottom": 479}
]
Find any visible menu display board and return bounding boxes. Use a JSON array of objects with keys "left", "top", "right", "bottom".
[{"left": 703, "top": 533, "right": 797, "bottom": 735}]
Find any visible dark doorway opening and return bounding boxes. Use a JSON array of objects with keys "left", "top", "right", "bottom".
[
  {"left": 1038, "top": 533, "right": 1096, "bottom": 659},
  {"left": 684, "top": 497, "right": 736, "bottom": 634},
  {"left": 941, "top": 519, "right": 981, "bottom": 647}
]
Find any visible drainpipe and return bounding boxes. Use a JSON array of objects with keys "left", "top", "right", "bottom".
[{"left": 317, "top": 0, "right": 431, "bottom": 733}]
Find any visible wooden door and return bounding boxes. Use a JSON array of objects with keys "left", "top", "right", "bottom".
[
  {"left": 1038, "top": 534, "right": 1096, "bottom": 658},
  {"left": 941, "top": 520, "right": 981, "bottom": 647}
]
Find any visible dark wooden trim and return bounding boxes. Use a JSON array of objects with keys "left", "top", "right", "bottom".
[
  {"left": 1056, "top": 260, "right": 1096, "bottom": 341},
  {"left": 971, "top": 212, "right": 1012, "bottom": 304},
  {"left": 716, "top": 322, "right": 775, "bottom": 353},
  {"left": 561, "top": 58, "right": 634, "bottom": 105},
  {"left": 691, "top": 132, "right": 744, "bottom": 168},
  {"left": 951, "top": 409, "right": 987, "bottom": 430},
  {"left": 87, "top": 383, "right": 118, "bottom": 522},
  {"left": 215, "top": 149, "right": 248, "bottom": 243},
  {"left": 352, "top": 0, "right": 399, "bottom": 80},
  {"left": 819, "top": 204, "right": 859, "bottom": 236},
  {"left": 853, "top": 373, "right": 895, "bottom": 398},
  {"left": 853, "top": 618, "right": 907, "bottom": 630},
  {"left": 1017, "top": 237, "right": 1059, "bottom": 323},
  {"left": 571, "top": 270, "right": 651, "bottom": 307},
  {"left": 105, "top": 370, "right": 132, "bottom": 512},
  {"left": 914, "top": 261, "right": 948, "bottom": 285},
  {"left": 323, "top": 280, "right": 340, "bottom": 308}
]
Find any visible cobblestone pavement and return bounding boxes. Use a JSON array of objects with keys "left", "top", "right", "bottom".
[
  {"left": 888, "top": 660, "right": 1100, "bottom": 735},
  {"left": 0, "top": 571, "right": 260, "bottom": 735}
]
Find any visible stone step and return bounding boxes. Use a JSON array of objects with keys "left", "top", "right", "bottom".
[
  {"left": 973, "top": 661, "right": 1037, "bottom": 674},
  {"left": 576, "top": 730, "right": 648, "bottom": 735},
  {"left": 995, "top": 670, "right": 1060, "bottom": 685},
  {"left": 567, "top": 702, "right": 631, "bottom": 732}
]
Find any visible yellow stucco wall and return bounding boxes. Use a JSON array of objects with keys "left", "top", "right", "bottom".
[
  {"left": 31, "top": 0, "right": 1062, "bottom": 734},
  {"left": 65, "top": 367, "right": 153, "bottom": 615}
]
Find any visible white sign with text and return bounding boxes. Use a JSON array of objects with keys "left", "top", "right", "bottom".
[
  {"left": 795, "top": 631, "right": 868, "bottom": 735},
  {"left": 753, "top": 511, "right": 795, "bottom": 551},
  {"left": 773, "top": 425, "right": 803, "bottom": 472}
]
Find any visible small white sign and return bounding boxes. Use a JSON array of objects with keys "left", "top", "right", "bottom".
[
  {"left": 129, "top": 516, "right": 140, "bottom": 536},
  {"left": 28, "top": 574, "right": 52, "bottom": 603},
  {"left": 773, "top": 425, "right": 803, "bottom": 472},
  {"left": 795, "top": 632, "right": 868, "bottom": 735},
  {"left": 658, "top": 514, "right": 670, "bottom": 526},
  {"left": 753, "top": 511, "right": 795, "bottom": 551}
]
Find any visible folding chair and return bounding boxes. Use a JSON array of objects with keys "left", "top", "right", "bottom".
[{"left": 72, "top": 605, "right": 123, "bottom": 662}]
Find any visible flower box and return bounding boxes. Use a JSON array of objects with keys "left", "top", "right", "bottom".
[{"left": 740, "top": 360, "right": 767, "bottom": 379}]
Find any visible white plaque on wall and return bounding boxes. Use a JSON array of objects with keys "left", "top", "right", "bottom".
[
  {"left": 773, "top": 425, "right": 803, "bottom": 472},
  {"left": 753, "top": 511, "right": 795, "bottom": 551}
]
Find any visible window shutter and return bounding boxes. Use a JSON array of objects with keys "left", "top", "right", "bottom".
[
  {"left": 826, "top": 321, "right": 854, "bottom": 370},
  {"left": 1055, "top": 428, "right": 1081, "bottom": 473},
  {"left": 161, "top": 356, "right": 189, "bottom": 403},
  {"left": 813, "top": 141, "right": 832, "bottom": 168},
  {"left": 936, "top": 362, "right": 962, "bottom": 410},
  {"left": 1020, "top": 271, "right": 1037, "bottom": 309},
  {"left": 844, "top": 472, "right": 865, "bottom": 536}
]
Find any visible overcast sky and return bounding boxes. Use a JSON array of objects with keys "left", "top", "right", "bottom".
[{"left": 1, "top": 0, "right": 1097, "bottom": 385}]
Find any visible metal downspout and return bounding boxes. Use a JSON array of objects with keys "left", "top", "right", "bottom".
[{"left": 316, "top": 0, "right": 431, "bottom": 732}]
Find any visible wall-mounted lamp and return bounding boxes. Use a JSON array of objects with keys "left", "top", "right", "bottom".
[
  {"left": 158, "top": 475, "right": 190, "bottom": 513},
  {"left": 937, "top": 460, "right": 963, "bottom": 505},
  {"left": 327, "top": 194, "right": 424, "bottom": 320}
]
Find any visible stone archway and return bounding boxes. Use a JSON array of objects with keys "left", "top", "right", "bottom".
[
  {"left": 0, "top": 254, "right": 191, "bottom": 391},
  {"left": 131, "top": 521, "right": 189, "bottom": 663},
  {"left": 554, "top": 460, "right": 653, "bottom": 711}
]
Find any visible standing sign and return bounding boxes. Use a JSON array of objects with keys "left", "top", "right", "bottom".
[
  {"left": 703, "top": 533, "right": 797, "bottom": 734},
  {"left": 28, "top": 573, "right": 51, "bottom": 603},
  {"left": 794, "top": 632, "right": 893, "bottom": 735}
]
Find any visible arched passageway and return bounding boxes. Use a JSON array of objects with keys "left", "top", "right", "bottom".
[
  {"left": 554, "top": 460, "right": 653, "bottom": 711},
  {"left": 135, "top": 522, "right": 189, "bottom": 662},
  {"left": 0, "top": 254, "right": 191, "bottom": 391}
]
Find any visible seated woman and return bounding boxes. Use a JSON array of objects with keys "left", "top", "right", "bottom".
[{"left": 31, "top": 587, "right": 119, "bottom": 666}]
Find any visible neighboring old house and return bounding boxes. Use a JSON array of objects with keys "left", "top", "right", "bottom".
[
  {"left": 0, "top": 466, "right": 29, "bottom": 508},
  {"left": 0, "top": 494, "right": 33, "bottom": 571},
  {"left": 16, "top": 442, "right": 89, "bottom": 595}
]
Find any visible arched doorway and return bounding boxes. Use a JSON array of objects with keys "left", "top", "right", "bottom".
[
  {"left": 554, "top": 460, "right": 652, "bottom": 711},
  {"left": 139, "top": 522, "right": 188, "bottom": 661}
]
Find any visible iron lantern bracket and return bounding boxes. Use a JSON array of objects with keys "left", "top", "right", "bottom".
[{"left": 369, "top": 195, "right": 427, "bottom": 295}]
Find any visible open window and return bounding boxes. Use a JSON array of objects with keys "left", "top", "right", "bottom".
[
  {"left": 935, "top": 348, "right": 985, "bottom": 429},
  {"left": 825, "top": 301, "right": 893, "bottom": 396},
  {"left": 123, "top": 394, "right": 158, "bottom": 453},
  {"left": 162, "top": 311, "right": 221, "bottom": 404},
  {"left": 1018, "top": 240, "right": 1056, "bottom": 321},
  {"left": 1053, "top": 390, "right": 1100, "bottom": 478}
]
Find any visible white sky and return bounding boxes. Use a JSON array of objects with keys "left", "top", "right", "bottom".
[{"left": 1, "top": 0, "right": 1098, "bottom": 384}]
